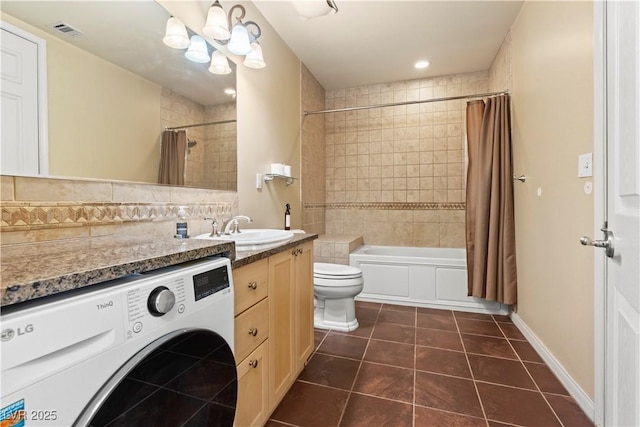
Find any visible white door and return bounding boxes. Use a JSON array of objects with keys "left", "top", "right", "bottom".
[
  {"left": 604, "top": 1, "right": 640, "bottom": 425},
  {"left": 0, "top": 22, "right": 48, "bottom": 175}
]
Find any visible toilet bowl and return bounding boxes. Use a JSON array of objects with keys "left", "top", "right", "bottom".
[{"left": 314, "top": 263, "right": 364, "bottom": 332}]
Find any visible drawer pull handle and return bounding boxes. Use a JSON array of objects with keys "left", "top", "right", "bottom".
[
  {"left": 248, "top": 281, "right": 257, "bottom": 290},
  {"left": 248, "top": 328, "right": 258, "bottom": 336},
  {"left": 249, "top": 359, "right": 259, "bottom": 368}
]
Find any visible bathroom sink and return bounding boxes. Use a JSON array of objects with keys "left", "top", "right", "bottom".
[{"left": 194, "top": 229, "right": 294, "bottom": 250}]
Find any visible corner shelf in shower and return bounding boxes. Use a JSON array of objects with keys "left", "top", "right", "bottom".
[{"left": 264, "top": 174, "right": 297, "bottom": 186}]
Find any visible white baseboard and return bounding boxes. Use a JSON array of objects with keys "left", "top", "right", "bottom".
[{"left": 510, "top": 313, "right": 595, "bottom": 422}]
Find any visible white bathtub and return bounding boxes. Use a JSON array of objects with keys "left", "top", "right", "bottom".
[{"left": 349, "top": 245, "right": 507, "bottom": 314}]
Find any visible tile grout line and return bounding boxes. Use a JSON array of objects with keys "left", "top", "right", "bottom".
[
  {"left": 335, "top": 303, "right": 382, "bottom": 427},
  {"left": 453, "top": 312, "right": 490, "bottom": 427},
  {"left": 499, "top": 322, "right": 566, "bottom": 427}
]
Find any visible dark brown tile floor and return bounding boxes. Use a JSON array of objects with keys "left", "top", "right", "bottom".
[{"left": 268, "top": 302, "right": 593, "bottom": 427}]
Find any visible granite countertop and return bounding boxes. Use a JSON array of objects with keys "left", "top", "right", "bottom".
[{"left": 0, "top": 232, "right": 317, "bottom": 308}]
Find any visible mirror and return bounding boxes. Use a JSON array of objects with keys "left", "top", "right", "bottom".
[{"left": 1, "top": 1, "right": 237, "bottom": 191}]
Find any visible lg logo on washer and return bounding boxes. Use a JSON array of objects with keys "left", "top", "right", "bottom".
[{"left": 1, "top": 324, "right": 34, "bottom": 342}]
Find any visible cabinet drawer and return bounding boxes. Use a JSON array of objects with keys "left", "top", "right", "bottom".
[
  {"left": 233, "top": 258, "right": 269, "bottom": 315},
  {"left": 235, "top": 298, "right": 269, "bottom": 362},
  {"left": 236, "top": 340, "right": 269, "bottom": 427}
]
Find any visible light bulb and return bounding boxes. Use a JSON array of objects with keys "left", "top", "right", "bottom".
[
  {"left": 163, "top": 17, "right": 190, "bottom": 49},
  {"left": 185, "top": 35, "right": 210, "bottom": 63},
  {"left": 244, "top": 42, "right": 266, "bottom": 69},
  {"left": 227, "top": 24, "right": 252, "bottom": 56},
  {"left": 209, "top": 51, "right": 232, "bottom": 75},
  {"left": 203, "top": 2, "right": 230, "bottom": 40}
]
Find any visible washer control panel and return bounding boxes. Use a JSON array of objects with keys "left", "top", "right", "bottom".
[{"left": 123, "top": 258, "right": 231, "bottom": 340}]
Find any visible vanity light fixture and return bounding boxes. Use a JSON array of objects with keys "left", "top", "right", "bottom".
[
  {"left": 163, "top": 3, "right": 265, "bottom": 73},
  {"left": 162, "top": 16, "right": 191, "bottom": 49},
  {"left": 203, "top": 1, "right": 266, "bottom": 67}
]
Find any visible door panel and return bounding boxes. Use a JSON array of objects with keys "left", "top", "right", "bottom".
[
  {"left": 1, "top": 27, "right": 40, "bottom": 175},
  {"left": 605, "top": 1, "right": 640, "bottom": 425}
]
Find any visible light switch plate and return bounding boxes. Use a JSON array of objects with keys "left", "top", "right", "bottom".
[{"left": 578, "top": 152, "right": 593, "bottom": 178}]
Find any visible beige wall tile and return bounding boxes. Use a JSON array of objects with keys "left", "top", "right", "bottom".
[
  {"left": 1, "top": 225, "right": 90, "bottom": 244},
  {"left": 112, "top": 182, "right": 173, "bottom": 203},
  {"left": 439, "top": 223, "right": 465, "bottom": 248},
  {"left": 15, "top": 177, "right": 112, "bottom": 202},
  {"left": 413, "top": 223, "right": 440, "bottom": 247},
  {"left": 1, "top": 176, "right": 14, "bottom": 201}
]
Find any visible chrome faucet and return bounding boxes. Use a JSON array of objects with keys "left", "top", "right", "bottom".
[
  {"left": 205, "top": 217, "right": 222, "bottom": 237},
  {"left": 223, "top": 215, "right": 252, "bottom": 235}
]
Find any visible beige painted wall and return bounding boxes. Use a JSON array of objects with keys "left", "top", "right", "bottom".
[
  {"left": 235, "top": 2, "right": 302, "bottom": 229},
  {"left": 509, "top": 1, "right": 594, "bottom": 397},
  {"left": 2, "top": 13, "right": 163, "bottom": 183}
]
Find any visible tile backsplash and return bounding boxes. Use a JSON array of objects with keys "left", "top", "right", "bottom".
[{"left": 0, "top": 175, "right": 237, "bottom": 245}]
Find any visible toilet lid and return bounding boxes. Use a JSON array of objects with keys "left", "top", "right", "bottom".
[{"left": 314, "top": 263, "right": 362, "bottom": 279}]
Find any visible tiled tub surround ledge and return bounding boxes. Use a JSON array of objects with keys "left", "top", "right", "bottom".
[
  {"left": 0, "top": 236, "right": 234, "bottom": 307},
  {"left": 314, "top": 234, "right": 364, "bottom": 265}
]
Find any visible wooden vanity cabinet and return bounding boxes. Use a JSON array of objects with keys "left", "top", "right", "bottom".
[{"left": 233, "top": 241, "right": 314, "bottom": 426}]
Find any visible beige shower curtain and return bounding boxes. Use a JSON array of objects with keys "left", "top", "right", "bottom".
[
  {"left": 465, "top": 95, "right": 517, "bottom": 305},
  {"left": 158, "top": 130, "right": 187, "bottom": 186}
]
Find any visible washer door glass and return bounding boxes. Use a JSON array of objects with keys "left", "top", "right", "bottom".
[{"left": 87, "top": 330, "right": 236, "bottom": 427}]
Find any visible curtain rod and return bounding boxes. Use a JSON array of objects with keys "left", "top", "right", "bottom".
[
  {"left": 165, "top": 119, "right": 237, "bottom": 131},
  {"left": 303, "top": 90, "right": 509, "bottom": 116}
]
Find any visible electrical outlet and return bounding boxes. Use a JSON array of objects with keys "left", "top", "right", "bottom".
[{"left": 578, "top": 153, "right": 592, "bottom": 178}]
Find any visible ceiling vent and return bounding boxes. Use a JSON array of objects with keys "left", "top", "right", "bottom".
[{"left": 48, "top": 21, "right": 83, "bottom": 38}]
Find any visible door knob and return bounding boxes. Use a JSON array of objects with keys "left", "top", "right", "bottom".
[{"left": 580, "top": 228, "right": 615, "bottom": 258}]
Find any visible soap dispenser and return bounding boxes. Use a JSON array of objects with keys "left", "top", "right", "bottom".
[{"left": 176, "top": 206, "right": 189, "bottom": 238}]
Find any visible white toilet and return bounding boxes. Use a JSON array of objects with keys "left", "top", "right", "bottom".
[{"left": 313, "top": 263, "right": 364, "bottom": 332}]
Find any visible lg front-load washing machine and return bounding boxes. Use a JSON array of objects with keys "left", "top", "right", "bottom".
[{"left": 0, "top": 256, "right": 237, "bottom": 426}]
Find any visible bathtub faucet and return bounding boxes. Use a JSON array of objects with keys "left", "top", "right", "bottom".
[{"left": 224, "top": 215, "right": 252, "bottom": 234}]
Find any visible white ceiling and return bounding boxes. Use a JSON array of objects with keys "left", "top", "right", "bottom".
[
  {"left": 1, "top": 0, "right": 236, "bottom": 107},
  {"left": 254, "top": 0, "right": 523, "bottom": 90}
]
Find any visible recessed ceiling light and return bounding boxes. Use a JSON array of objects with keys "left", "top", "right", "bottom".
[{"left": 414, "top": 60, "right": 430, "bottom": 69}]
